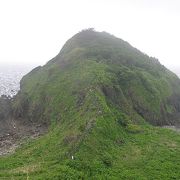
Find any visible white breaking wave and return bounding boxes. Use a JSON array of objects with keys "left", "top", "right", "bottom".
[{"left": 0, "top": 64, "right": 34, "bottom": 97}]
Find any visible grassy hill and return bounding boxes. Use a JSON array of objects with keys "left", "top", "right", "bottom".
[{"left": 0, "top": 29, "right": 180, "bottom": 179}]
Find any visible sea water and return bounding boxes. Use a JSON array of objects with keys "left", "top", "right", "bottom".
[{"left": 0, "top": 64, "right": 34, "bottom": 97}]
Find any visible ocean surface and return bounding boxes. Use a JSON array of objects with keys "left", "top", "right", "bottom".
[{"left": 0, "top": 64, "right": 34, "bottom": 97}]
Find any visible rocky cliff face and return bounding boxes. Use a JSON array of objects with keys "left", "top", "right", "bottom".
[
  {"left": 0, "top": 96, "right": 12, "bottom": 135},
  {"left": 0, "top": 96, "right": 11, "bottom": 120}
]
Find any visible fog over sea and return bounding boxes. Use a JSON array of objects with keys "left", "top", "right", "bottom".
[{"left": 0, "top": 64, "right": 35, "bottom": 97}]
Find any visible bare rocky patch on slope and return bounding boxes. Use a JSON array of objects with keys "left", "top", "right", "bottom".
[{"left": 0, "top": 96, "right": 47, "bottom": 156}]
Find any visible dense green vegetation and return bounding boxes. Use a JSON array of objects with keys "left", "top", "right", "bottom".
[
  {"left": 0, "top": 123, "right": 179, "bottom": 179},
  {"left": 13, "top": 29, "right": 180, "bottom": 126},
  {"left": 0, "top": 29, "right": 180, "bottom": 179}
]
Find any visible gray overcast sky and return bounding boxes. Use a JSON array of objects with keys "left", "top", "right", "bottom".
[{"left": 0, "top": 0, "right": 180, "bottom": 71}]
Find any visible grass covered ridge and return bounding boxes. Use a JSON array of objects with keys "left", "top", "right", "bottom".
[{"left": 0, "top": 29, "right": 180, "bottom": 179}]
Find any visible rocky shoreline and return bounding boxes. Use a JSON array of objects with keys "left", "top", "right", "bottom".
[{"left": 0, "top": 121, "right": 47, "bottom": 156}]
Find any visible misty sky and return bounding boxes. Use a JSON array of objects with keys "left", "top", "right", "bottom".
[{"left": 0, "top": 0, "right": 180, "bottom": 71}]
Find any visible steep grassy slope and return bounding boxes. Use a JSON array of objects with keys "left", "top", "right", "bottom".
[
  {"left": 13, "top": 29, "right": 180, "bottom": 126},
  {"left": 0, "top": 29, "right": 180, "bottom": 179}
]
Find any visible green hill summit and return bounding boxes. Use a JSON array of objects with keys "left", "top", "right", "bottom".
[
  {"left": 14, "top": 29, "right": 180, "bottom": 126},
  {"left": 0, "top": 29, "right": 180, "bottom": 179}
]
